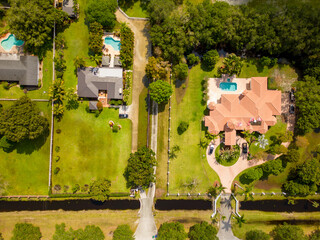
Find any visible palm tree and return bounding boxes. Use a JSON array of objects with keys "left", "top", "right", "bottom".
[
  {"left": 234, "top": 214, "right": 246, "bottom": 228},
  {"left": 73, "top": 56, "right": 86, "bottom": 70},
  {"left": 241, "top": 130, "right": 256, "bottom": 146},
  {"left": 208, "top": 183, "right": 226, "bottom": 198},
  {"left": 242, "top": 185, "right": 254, "bottom": 201},
  {"left": 49, "top": 79, "right": 65, "bottom": 104},
  {"left": 90, "top": 54, "right": 102, "bottom": 66}
]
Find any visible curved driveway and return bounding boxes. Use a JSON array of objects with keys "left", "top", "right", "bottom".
[{"left": 207, "top": 136, "right": 267, "bottom": 192}]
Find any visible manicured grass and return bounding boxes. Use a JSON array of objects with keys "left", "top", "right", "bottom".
[
  {"left": 52, "top": 103, "right": 132, "bottom": 193},
  {"left": 0, "top": 50, "right": 53, "bottom": 99},
  {"left": 0, "top": 101, "right": 51, "bottom": 195},
  {"left": 138, "top": 87, "right": 149, "bottom": 148},
  {"left": 249, "top": 119, "right": 287, "bottom": 155},
  {"left": 166, "top": 63, "right": 222, "bottom": 194},
  {"left": 215, "top": 143, "right": 240, "bottom": 166},
  {"left": 120, "top": 0, "right": 148, "bottom": 18},
  {"left": 239, "top": 58, "right": 298, "bottom": 92},
  {"left": 62, "top": 0, "right": 95, "bottom": 89},
  {"left": 232, "top": 210, "right": 320, "bottom": 239}
]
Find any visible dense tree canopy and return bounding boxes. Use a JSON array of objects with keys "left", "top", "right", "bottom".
[
  {"left": 270, "top": 223, "right": 306, "bottom": 240},
  {"left": 88, "top": 22, "right": 104, "bottom": 56},
  {"left": 145, "top": 57, "right": 171, "bottom": 81},
  {"left": 124, "top": 147, "right": 157, "bottom": 189},
  {"left": 157, "top": 222, "right": 187, "bottom": 240},
  {"left": 245, "top": 229, "right": 270, "bottom": 240},
  {"left": 86, "top": 0, "right": 117, "bottom": 30},
  {"left": 112, "top": 224, "right": 134, "bottom": 240},
  {"left": 12, "top": 223, "right": 42, "bottom": 240},
  {"left": 0, "top": 96, "right": 49, "bottom": 143},
  {"left": 202, "top": 50, "right": 219, "bottom": 70},
  {"left": 149, "top": 80, "right": 173, "bottom": 104},
  {"left": 89, "top": 178, "right": 111, "bottom": 202},
  {"left": 188, "top": 221, "right": 218, "bottom": 240},
  {"left": 173, "top": 63, "right": 188, "bottom": 81},
  {"left": 53, "top": 223, "right": 105, "bottom": 240},
  {"left": 7, "top": 0, "right": 67, "bottom": 55}
]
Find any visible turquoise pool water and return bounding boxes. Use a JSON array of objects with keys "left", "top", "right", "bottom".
[
  {"left": 1, "top": 34, "right": 24, "bottom": 51},
  {"left": 220, "top": 82, "right": 237, "bottom": 91},
  {"left": 104, "top": 37, "right": 120, "bottom": 51}
]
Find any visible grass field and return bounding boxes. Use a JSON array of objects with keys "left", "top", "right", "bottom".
[
  {"left": 52, "top": 103, "right": 132, "bottom": 193},
  {"left": 62, "top": 0, "right": 95, "bottom": 89},
  {"left": 120, "top": 0, "right": 148, "bottom": 18},
  {"left": 232, "top": 210, "right": 320, "bottom": 239},
  {"left": 157, "top": 62, "right": 223, "bottom": 194},
  {"left": 0, "top": 209, "right": 213, "bottom": 239},
  {"left": 0, "top": 50, "right": 53, "bottom": 99},
  {"left": 138, "top": 87, "right": 149, "bottom": 148},
  {"left": 0, "top": 101, "right": 51, "bottom": 195},
  {"left": 239, "top": 58, "right": 298, "bottom": 92}
]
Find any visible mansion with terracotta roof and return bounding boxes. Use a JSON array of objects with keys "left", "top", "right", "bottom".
[{"left": 204, "top": 77, "right": 281, "bottom": 146}]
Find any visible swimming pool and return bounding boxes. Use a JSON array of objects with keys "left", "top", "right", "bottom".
[
  {"left": 220, "top": 82, "right": 237, "bottom": 91},
  {"left": 104, "top": 37, "right": 120, "bottom": 51},
  {"left": 1, "top": 34, "right": 24, "bottom": 51}
]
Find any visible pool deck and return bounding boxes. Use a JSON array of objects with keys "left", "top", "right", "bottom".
[
  {"left": 207, "top": 77, "right": 251, "bottom": 105},
  {"left": 102, "top": 34, "right": 120, "bottom": 68},
  {"left": 0, "top": 33, "right": 24, "bottom": 54}
]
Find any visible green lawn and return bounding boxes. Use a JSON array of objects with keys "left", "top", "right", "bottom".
[
  {"left": 52, "top": 103, "right": 132, "bottom": 193},
  {"left": 120, "top": 0, "right": 148, "bottom": 18},
  {"left": 0, "top": 50, "right": 53, "bottom": 99},
  {"left": 232, "top": 210, "right": 320, "bottom": 239},
  {"left": 138, "top": 87, "right": 149, "bottom": 148},
  {"left": 0, "top": 101, "right": 51, "bottom": 195},
  {"left": 249, "top": 118, "right": 287, "bottom": 155},
  {"left": 62, "top": 0, "right": 95, "bottom": 89},
  {"left": 162, "top": 63, "right": 222, "bottom": 194},
  {"left": 239, "top": 58, "right": 298, "bottom": 92}
]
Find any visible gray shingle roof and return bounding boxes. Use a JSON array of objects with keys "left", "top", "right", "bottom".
[
  {"left": 102, "top": 56, "right": 110, "bottom": 67},
  {"left": 62, "top": 0, "right": 74, "bottom": 16},
  {"left": 114, "top": 56, "right": 122, "bottom": 67},
  {"left": 89, "top": 101, "right": 98, "bottom": 110},
  {"left": 0, "top": 55, "right": 39, "bottom": 86},
  {"left": 77, "top": 67, "right": 123, "bottom": 100}
]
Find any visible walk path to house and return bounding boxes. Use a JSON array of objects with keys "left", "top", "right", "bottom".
[
  {"left": 217, "top": 193, "right": 240, "bottom": 240},
  {"left": 115, "top": 9, "right": 151, "bottom": 152},
  {"left": 207, "top": 136, "right": 267, "bottom": 192}
]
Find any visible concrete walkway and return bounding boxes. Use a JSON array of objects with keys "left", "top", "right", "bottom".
[
  {"left": 207, "top": 136, "right": 267, "bottom": 192},
  {"left": 115, "top": 10, "right": 151, "bottom": 152},
  {"left": 217, "top": 193, "right": 240, "bottom": 240}
]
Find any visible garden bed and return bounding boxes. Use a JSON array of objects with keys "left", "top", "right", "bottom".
[{"left": 215, "top": 143, "right": 240, "bottom": 166}]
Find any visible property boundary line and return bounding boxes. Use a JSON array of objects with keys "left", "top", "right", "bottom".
[
  {"left": 48, "top": 0, "right": 56, "bottom": 192},
  {"left": 166, "top": 73, "right": 172, "bottom": 196}
]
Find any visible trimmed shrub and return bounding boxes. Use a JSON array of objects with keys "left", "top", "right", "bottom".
[
  {"left": 113, "top": 125, "right": 119, "bottom": 132},
  {"left": 56, "top": 129, "right": 61, "bottom": 134},
  {"left": 55, "top": 146, "right": 60, "bottom": 152},
  {"left": 177, "top": 121, "right": 189, "bottom": 135},
  {"left": 55, "top": 156, "right": 60, "bottom": 162},
  {"left": 72, "top": 184, "right": 80, "bottom": 194},
  {"left": 54, "top": 167, "right": 60, "bottom": 175}
]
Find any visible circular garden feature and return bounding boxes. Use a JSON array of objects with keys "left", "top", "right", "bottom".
[{"left": 215, "top": 143, "right": 240, "bottom": 166}]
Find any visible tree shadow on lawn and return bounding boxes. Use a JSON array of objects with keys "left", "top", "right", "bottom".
[{"left": 4, "top": 130, "right": 49, "bottom": 155}]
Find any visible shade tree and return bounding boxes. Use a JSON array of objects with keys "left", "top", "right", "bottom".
[
  {"left": 188, "top": 221, "right": 218, "bottom": 240},
  {"left": 149, "top": 80, "right": 173, "bottom": 104},
  {"left": 86, "top": 0, "right": 117, "bottom": 30},
  {"left": 157, "top": 222, "right": 187, "bottom": 240},
  {"left": 245, "top": 229, "right": 270, "bottom": 240},
  {"left": 89, "top": 178, "right": 111, "bottom": 202},
  {"left": 112, "top": 224, "right": 134, "bottom": 240},
  {"left": 270, "top": 223, "right": 306, "bottom": 240},
  {"left": 124, "top": 147, "right": 157, "bottom": 189},
  {"left": 11, "top": 223, "right": 42, "bottom": 240},
  {"left": 0, "top": 96, "right": 49, "bottom": 143}
]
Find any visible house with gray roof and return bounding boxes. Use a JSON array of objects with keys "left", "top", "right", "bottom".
[
  {"left": 77, "top": 67, "right": 123, "bottom": 104},
  {"left": 0, "top": 54, "right": 39, "bottom": 87},
  {"left": 62, "top": 0, "right": 75, "bottom": 17}
]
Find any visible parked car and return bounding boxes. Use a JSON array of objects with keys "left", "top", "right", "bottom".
[
  {"left": 242, "top": 143, "right": 248, "bottom": 154},
  {"left": 290, "top": 91, "right": 295, "bottom": 102},
  {"left": 289, "top": 104, "right": 295, "bottom": 114},
  {"left": 119, "top": 113, "right": 128, "bottom": 118},
  {"left": 209, "top": 144, "right": 214, "bottom": 155}
]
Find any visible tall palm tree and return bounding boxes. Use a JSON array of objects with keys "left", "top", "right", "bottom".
[
  {"left": 234, "top": 214, "right": 246, "bottom": 228},
  {"left": 242, "top": 185, "right": 254, "bottom": 201},
  {"left": 208, "top": 183, "right": 226, "bottom": 198},
  {"left": 241, "top": 130, "right": 256, "bottom": 146},
  {"left": 90, "top": 54, "right": 102, "bottom": 66}
]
